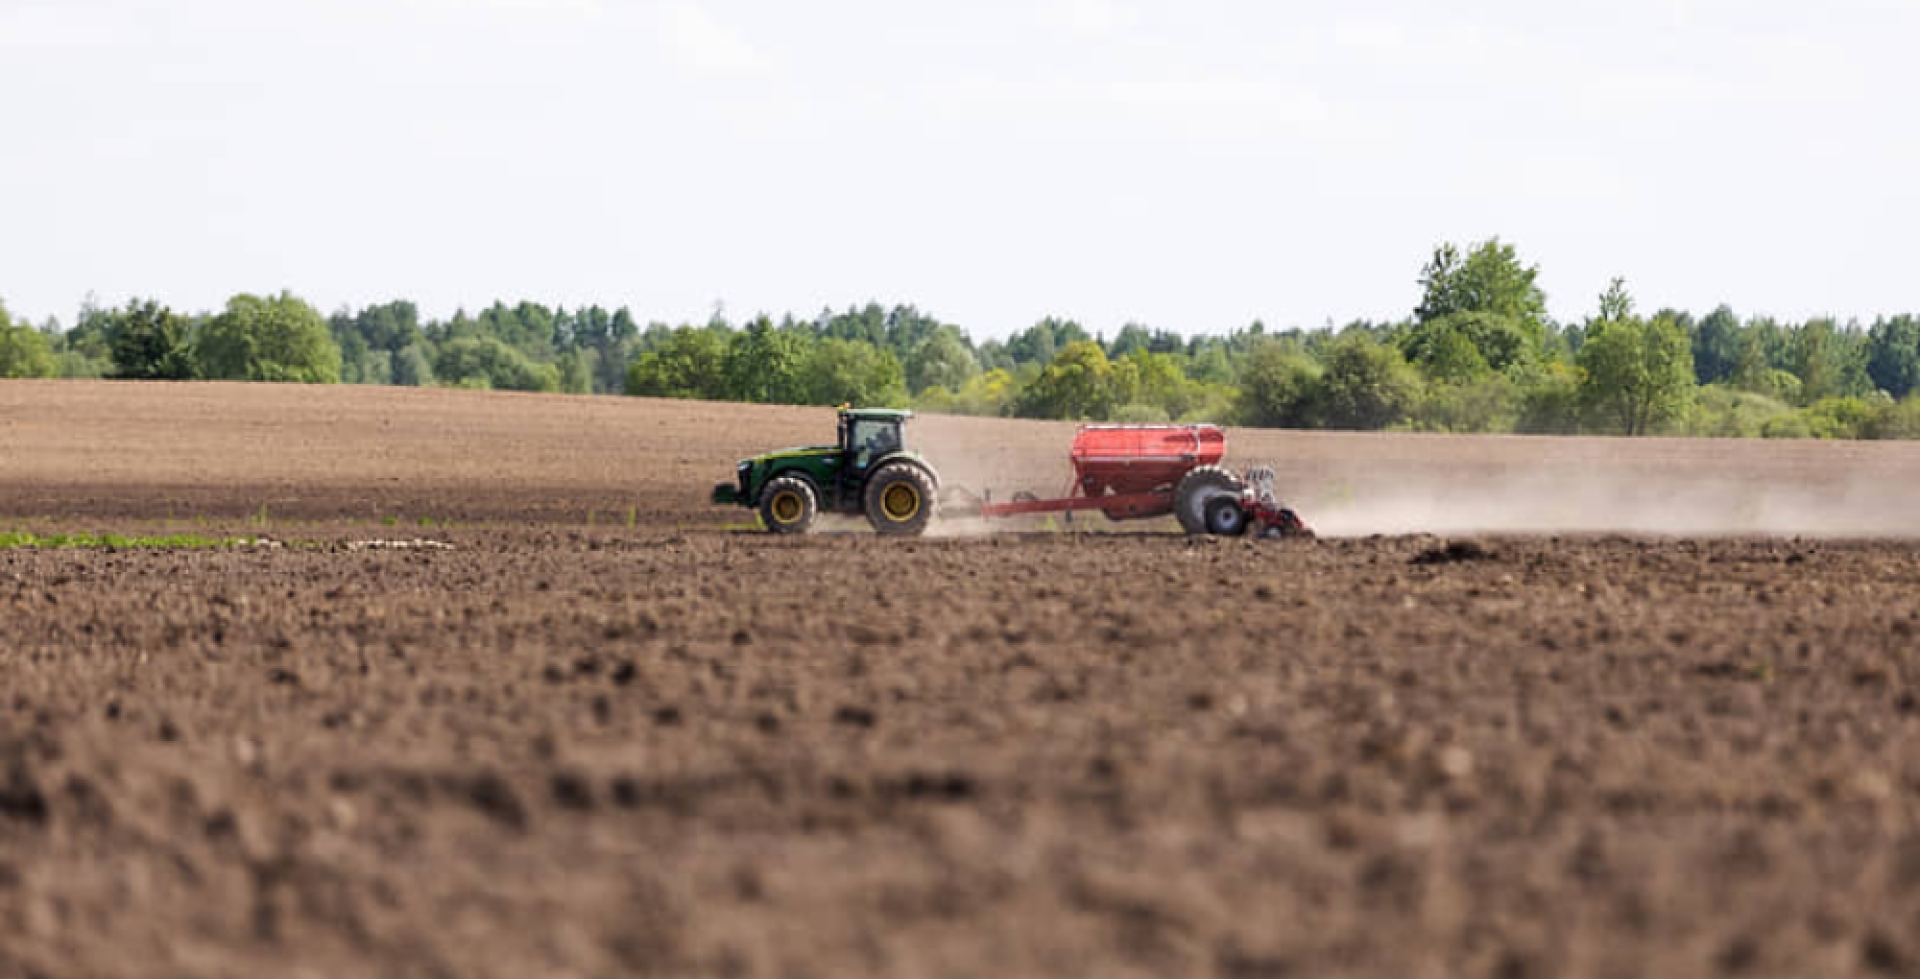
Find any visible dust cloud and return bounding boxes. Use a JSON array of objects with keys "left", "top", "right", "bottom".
[
  {"left": 910, "top": 415, "right": 1920, "bottom": 540},
  {"left": 1255, "top": 432, "right": 1920, "bottom": 539},
  {"left": 1294, "top": 471, "right": 1920, "bottom": 539}
]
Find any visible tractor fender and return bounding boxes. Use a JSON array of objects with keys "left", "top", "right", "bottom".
[
  {"left": 867, "top": 453, "right": 939, "bottom": 490},
  {"left": 758, "top": 465, "right": 823, "bottom": 502}
]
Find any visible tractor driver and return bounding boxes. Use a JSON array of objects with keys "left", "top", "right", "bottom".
[{"left": 850, "top": 419, "right": 898, "bottom": 472}]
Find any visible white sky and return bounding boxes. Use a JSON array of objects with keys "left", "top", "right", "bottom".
[{"left": 3, "top": 0, "right": 1915, "bottom": 338}]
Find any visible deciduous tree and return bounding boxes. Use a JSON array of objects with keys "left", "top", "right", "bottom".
[
  {"left": 197, "top": 292, "right": 342, "bottom": 383},
  {"left": 1308, "top": 333, "right": 1421, "bottom": 430},
  {"left": 0, "top": 301, "right": 57, "bottom": 378},
  {"left": 104, "top": 299, "right": 196, "bottom": 380},
  {"left": 1017, "top": 341, "right": 1114, "bottom": 419},
  {"left": 1576, "top": 282, "right": 1693, "bottom": 435}
]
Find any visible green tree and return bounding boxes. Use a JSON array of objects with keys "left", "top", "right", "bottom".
[
  {"left": 1402, "top": 310, "right": 1533, "bottom": 377},
  {"left": 0, "top": 301, "right": 57, "bottom": 378},
  {"left": 197, "top": 292, "right": 342, "bottom": 383},
  {"left": 1006, "top": 317, "right": 1091, "bottom": 367},
  {"left": 1235, "top": 339, "right": 1322, "bottom": 428},
  {"left": 625, "top": 327, "right": 729, "bottom": 399},
  {"left": 562, "top": 305, "right": 640, "bottom": 393},
  {"left": 1593, "top": 277, "right": 1635, "bottom": 324},
  {"left": 1308, "top": 333, "right": 1421, "bottom": 430},
  {"left": 973, "top": 339, "right": 1016, "bottom": 374},
  {"left": 1409, "top": 374, "right": 1518, "bottom": 432},
  {"left": 1691, "top": 305, "right": 1743, "bottom": 385},
  {"left": 433, "top": 336, "right": 561, "bottom": 392},
  {"left": 1406, "top": 239, "right": 1551, "bottom": 372},
  {"left": 881, "top": 306, "right": 944, "bottom": 362},
  {"left": 1867, "top": 315, "right": 1920, "bottom": 399},
  {"left": 922, "top": 368, "right": 1019, "bottom": 417},
  {"left": 817, "top": 303, "right": 888, "bottom": 348},
  {"left": 1016, "top": 341, "right": 1115, "bottom": 419},
  {"left": 1107, "top": 323, "right": 1155, "bottom": 359},
  {"left": 1514, "top": 361, "right": 1585, "bottom": 434},
  {"left": 1120, "top": 349, "right": 1200, "bottom": 418},
  {"left": 104, "top": 299, "right": 196, "bottom": 380},
  {"left": 800, "top": 338, "right": 907, "bottom": 406},
  {"left": 721, "top": 318, "right": 810, "bottom": 404},
  {"left": 1788, "top": 318, "right": 1868, "bottom": 404},
  {"left": 1799, "top": 397, "right": 1878, "bottom": 439},
  {"left": 64, "top": 300, "right": 115, "bottom": 366},
  {"left": 1865, "top": 397, "right": 1920, "bottom": 440},
  {"left": 555, "top": 349, "right": 593, "bottom": 394},
  {"left": 904, "top": 326, "right": 978, "bottom": 394},
  {"left": 1410, "top": 320, "right": 1494, "bottom": 384},
  {"left": 1576, "top": 285, "right": 1694, "bottom": 435},
  {"left": 354, "top": 301, "right": 422, "bottom": 352},
  {"left": 392, "top": 343, "right": 436, "bottom": 387}
]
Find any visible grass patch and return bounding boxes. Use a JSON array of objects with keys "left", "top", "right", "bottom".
[{"left": 0, "top": 531, "right": 261, "bottom": 550}]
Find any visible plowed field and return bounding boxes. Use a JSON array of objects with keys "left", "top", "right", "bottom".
[{"left": 4, "top": 382, "right": 1920, "bottom": 978}]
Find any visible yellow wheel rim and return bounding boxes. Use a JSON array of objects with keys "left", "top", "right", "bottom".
[
  {"left": 771, "top": 491, "right": 803, "bottom": 523},
  {"left": 882, "top": 483, "right": 920, "bottom": 521}
]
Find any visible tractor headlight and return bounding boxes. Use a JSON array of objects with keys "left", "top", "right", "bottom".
[{"left": 737, "top": 462, "right": 751, "bottom": 471}]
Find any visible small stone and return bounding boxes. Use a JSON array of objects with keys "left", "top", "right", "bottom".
[
  {"left": 833, "top": 705, "right": 877, "bottom": 728},
  {"left": 1846, "top": 769, "right": 1894, "bottom": 803},
  {"left": 1437, "top": 747, "right": 1475, "bottom": 780},
  {"left": 329, "top": 797, "right": 357, "bottom": 831}
]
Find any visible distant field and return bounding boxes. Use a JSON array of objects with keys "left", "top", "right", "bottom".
[{"left": 4, "top": 380, "right": 1920, "bottom": 535}]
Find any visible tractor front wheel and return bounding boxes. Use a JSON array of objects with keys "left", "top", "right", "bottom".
[
  {"left": 864, "top": 464, "right": 937, "bottom": 536},
  {"left": 759, "top": 476, "right": 818, "bottom": 535}
]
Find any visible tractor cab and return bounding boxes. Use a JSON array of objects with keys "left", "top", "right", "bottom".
[{"left": 839, "top": 408, "right": 907, "bottom": 472}]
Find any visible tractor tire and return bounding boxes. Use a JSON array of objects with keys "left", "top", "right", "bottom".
[
  {"left": 1204, "top": 495, "right": 1249, "bottom": 537},
  {"left": 1174, "top": 465, "right": 1242, "bottom": 535},
  {"left": 864, "top": 463, "right": 937, "bottom": 536},
  {"left": 758, "top": 476, "right": 818, "bottom": 535}
]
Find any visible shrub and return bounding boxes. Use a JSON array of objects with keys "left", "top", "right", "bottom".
[
  {"left": 1407, "top": 375, "right": 1518, "bottom": 433},
  {"left": 1799, "top": 397, "right": 1877, "bottom": 439},
  {"left": 1110, "top": 403, "right": 1172, "bottom": 423},
  {"left": 1761, "top": 414, "right": 1813, "bottom": 439},
  {"left": 1682, "top": 385, "right": 1794, "bottom": 438},
  {"left": 1864, "top": 398, "right": 1920, "bottom": 440}
]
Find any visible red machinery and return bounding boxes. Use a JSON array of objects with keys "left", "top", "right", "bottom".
[{"left": 950, "top": 424, "right": 1310, "bottom": 537}]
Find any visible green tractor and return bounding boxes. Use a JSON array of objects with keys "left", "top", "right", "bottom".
[{"left": 711, "top": 407, "right": 940, "bottom": 536}]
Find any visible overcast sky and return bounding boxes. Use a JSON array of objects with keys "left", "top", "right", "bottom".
[{"left": 3, "top": 0, "right": 1914, "bottom": 338}]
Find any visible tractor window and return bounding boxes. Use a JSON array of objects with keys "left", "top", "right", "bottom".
[{"left": 849, "top": 420, "right": 900, "bottom": 461}]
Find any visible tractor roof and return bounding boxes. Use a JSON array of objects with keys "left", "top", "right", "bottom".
[{"left": 839, "top": 407, "right": 913, "bottom": 422}]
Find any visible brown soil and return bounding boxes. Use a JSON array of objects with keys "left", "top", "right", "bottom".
[{"left": 3, "top": 382, "right": 1920, "bottom": 978}]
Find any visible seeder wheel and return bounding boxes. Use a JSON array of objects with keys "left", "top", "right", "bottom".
[
  {"left": 1203, "top": 496, "right": 1248, "bottom": 537},
  {"left": 1175, "top": 465, "right": 1243, "bottom": 535}
]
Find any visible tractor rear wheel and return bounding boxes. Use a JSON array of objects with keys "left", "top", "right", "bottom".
[
  {"left": 1174, "top": 465, "right": 1242, "bottom": 535},
  {"left": 759, "top": 476, "right": 818, "bottom": 535},
  {"left": 864, "top": 463, "right": 937, "bottom": 536}
]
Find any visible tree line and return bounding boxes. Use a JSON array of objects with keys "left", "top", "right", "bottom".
[{"left": 6, "top": 239, "right": 1920, "bottom": 439}]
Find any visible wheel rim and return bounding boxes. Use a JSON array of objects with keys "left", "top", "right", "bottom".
[
  {"left": 882, "top": 483, "right": 920, "bottom": 521},
  {"left": 772, "top": 491, "right": 803, "bottom": 523},
  {"left": 1211, "top": 501, "right": 1242, "bottom": 533}
]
